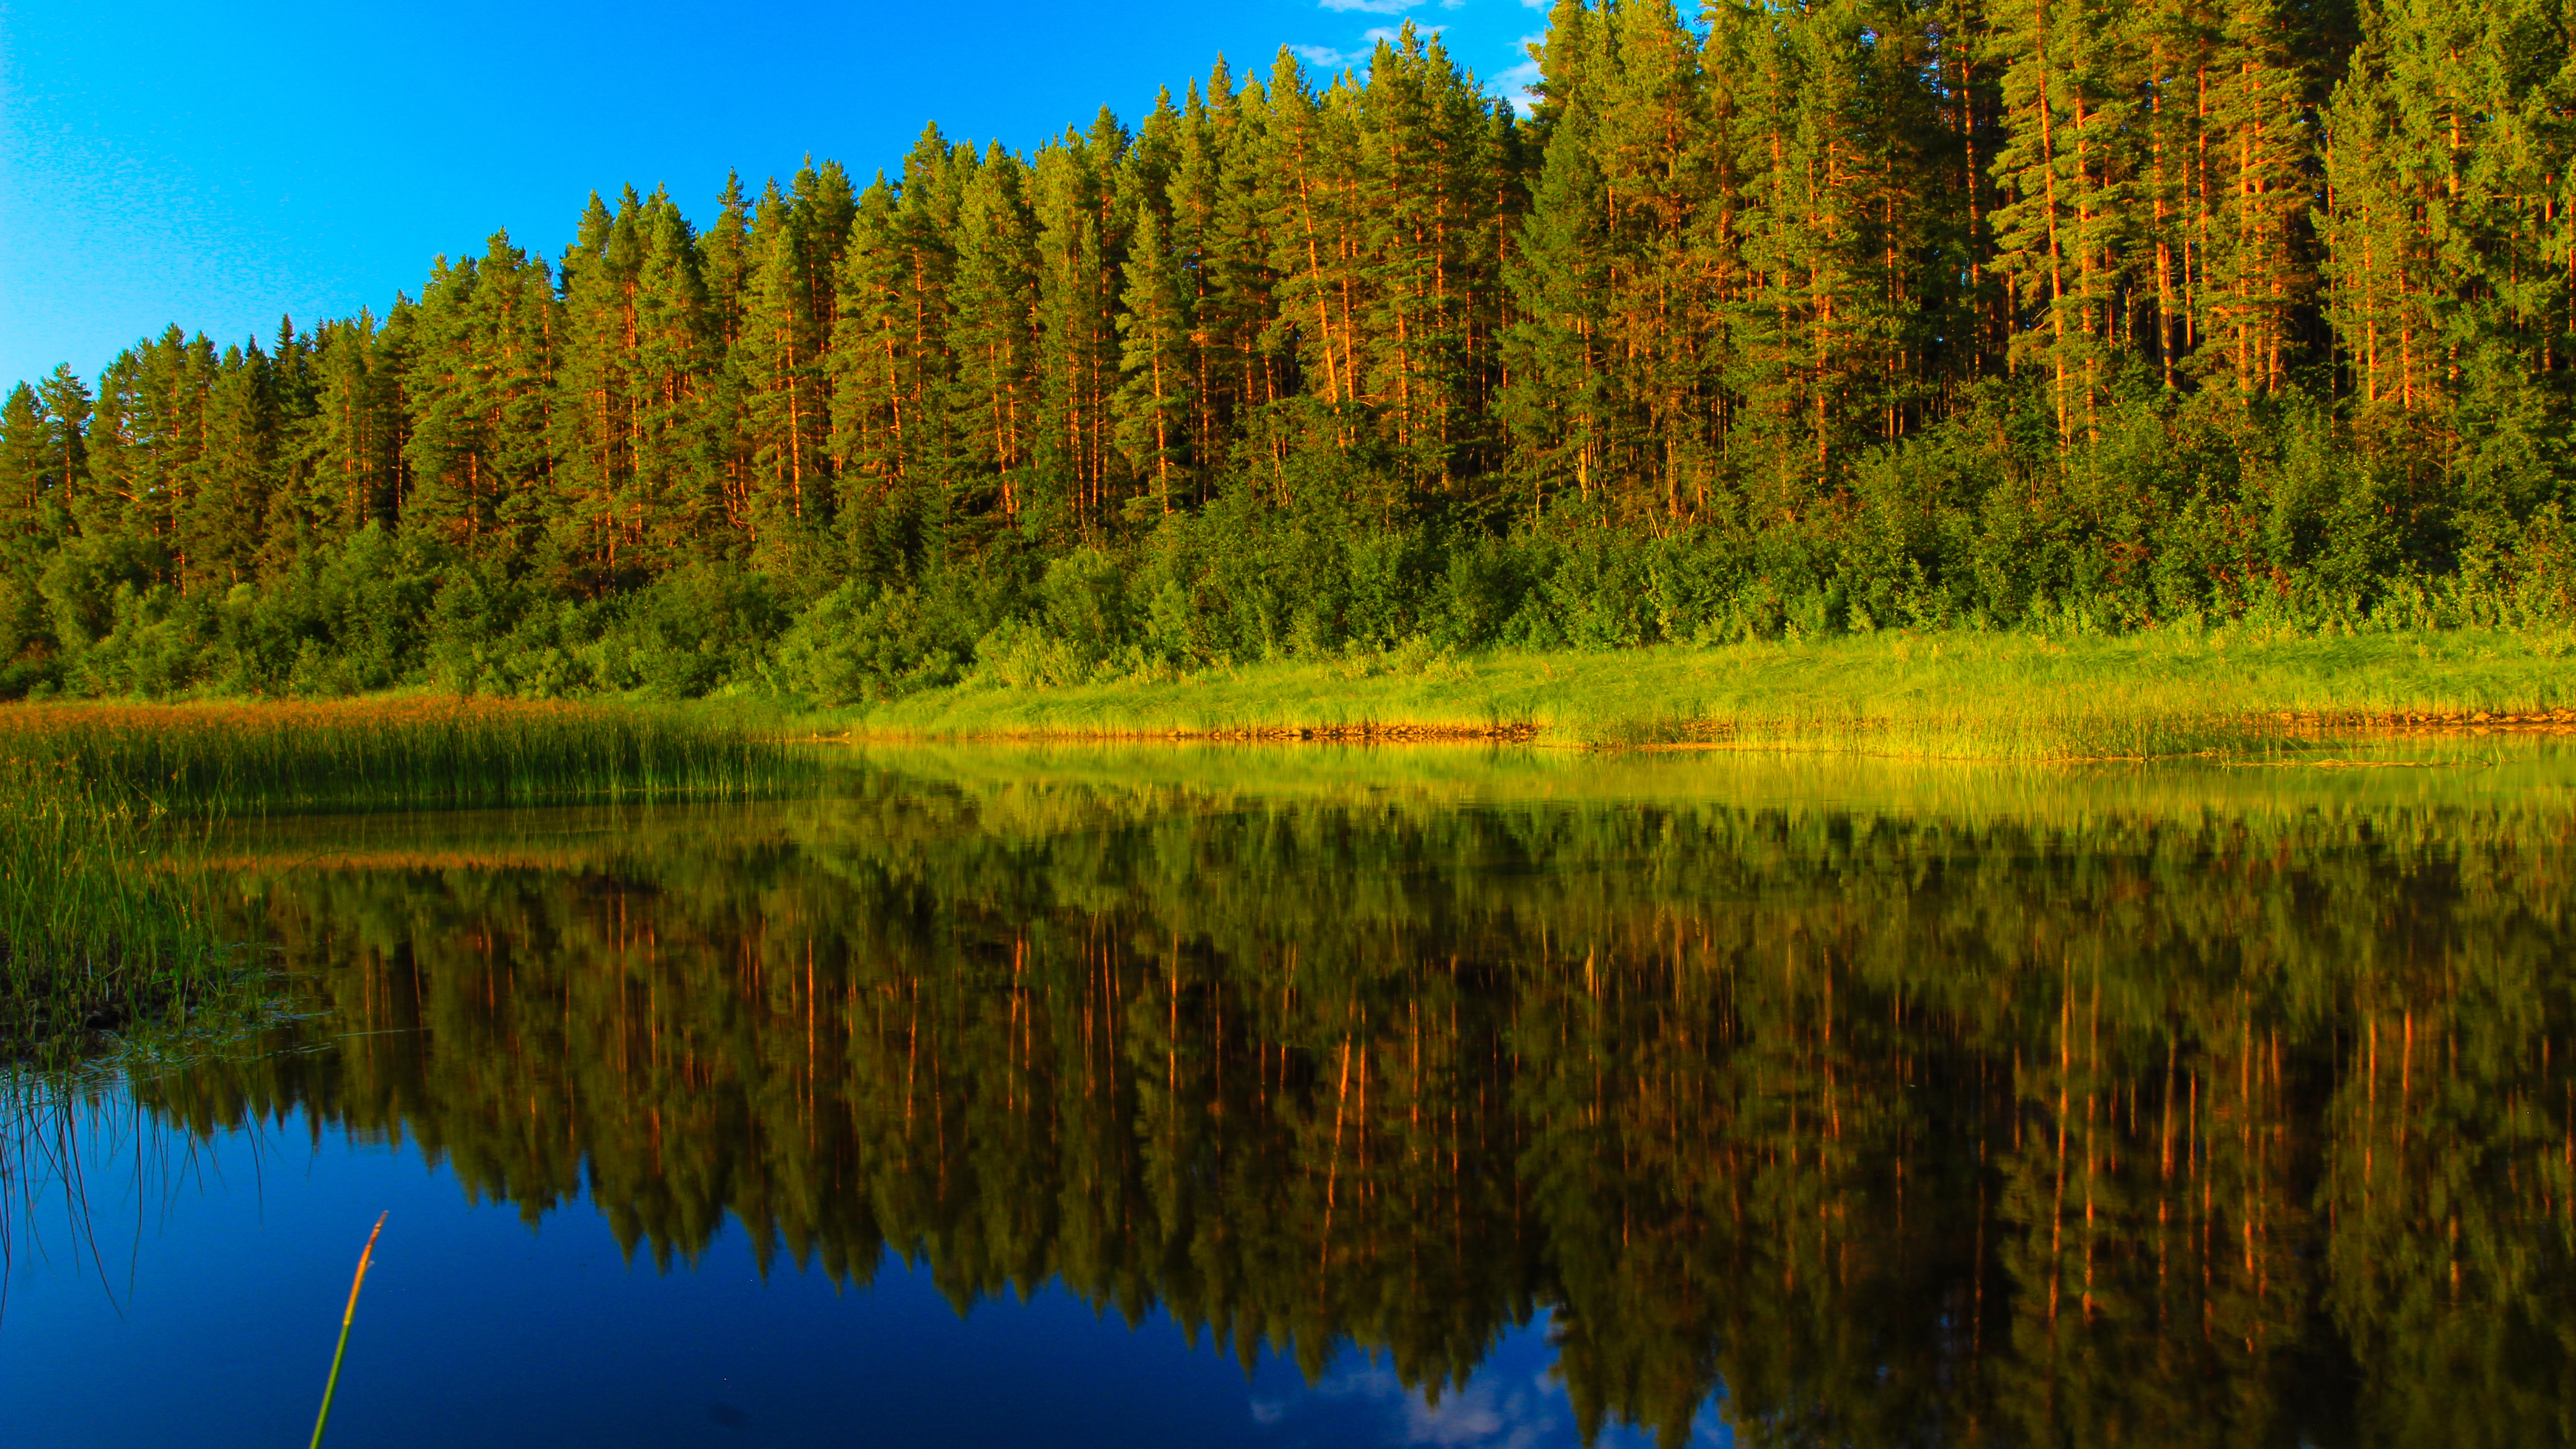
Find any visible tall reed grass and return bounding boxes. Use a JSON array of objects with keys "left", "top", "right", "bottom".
[
  {"left": 0, "top": 760, "right": 212, "bottom": 1055},
  {"left": 0, "top": 698, "right": 808, "bottom": 1053},
  {"left": 0, "top": 698, "right": 807, "bottom": 815}
]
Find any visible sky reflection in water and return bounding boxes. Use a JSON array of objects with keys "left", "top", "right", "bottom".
[{"left": 1, "top": 1099, "right": 1694, "bottom": 1448}]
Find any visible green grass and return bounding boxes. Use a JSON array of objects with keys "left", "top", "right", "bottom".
[{"left": 818, "top": 626, "right": 2576, "bottom": 759}]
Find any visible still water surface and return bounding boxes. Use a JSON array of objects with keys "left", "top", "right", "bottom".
[{"left": 6, "top": 742, "right": 2575, "bottom": 1447}]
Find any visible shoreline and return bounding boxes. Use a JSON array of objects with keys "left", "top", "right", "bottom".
[
  {"left": 7, "top": 627, "right": 2572, "bottom": 758},
  {"left": 795, "top": 629, "right": 2576, "bottom": 755},
  {"left": 818, "top": 707, "right": 2576, "bottom": 746}
]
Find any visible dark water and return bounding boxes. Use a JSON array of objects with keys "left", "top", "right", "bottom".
[{"left": 7, "top": 743, "right": 2576, "bottom": 1448}]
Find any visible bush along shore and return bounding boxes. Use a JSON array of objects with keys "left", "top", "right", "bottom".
[{"left": 0, "top": 699, "right": 807, "bottom": 1056}]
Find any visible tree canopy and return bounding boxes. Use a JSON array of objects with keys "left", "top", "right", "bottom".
[{"left": 8, "top": 8, "right": 2576, "bottom": 700}]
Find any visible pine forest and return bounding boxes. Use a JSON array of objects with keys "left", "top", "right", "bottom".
[{"left": 7, "top": 0, "right": 2576, "bottom": 701}]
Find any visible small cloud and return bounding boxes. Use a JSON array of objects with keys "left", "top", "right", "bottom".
[
  {"left": 1498, "top": 33, "right": 1546, "bottom": 112},
  {"left": 1294, "top": 23, "right": 1447, "bottom": 73},
  {"left": 1319, "top": 1366, "right": 1406, "bottom": 1399},
  {"left": 1250, "top": 1399, "right": 1288, "bottom": 1426},
  {"left": 1308, "top": 1364, "right": 1560, "bottom": 1449},
  {"left": 1402, "top": 1390, "right": 1508, "bottom": 1445}
]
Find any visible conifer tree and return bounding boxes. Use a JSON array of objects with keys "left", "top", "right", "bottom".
[
  {"left": 36, "top": 364, "right": 92, "bottom": 527},
  {"left": 831, "top": 127, "right": 963, "bottom": 512},
  {"left": 630, "top": 192, "right": 715, "bottom": 561},
  {"left": 1115, "top": 202, "right": 1196, "bottom": 510},
  {"left": 947, "top": 144, "right": 1041, "bottom": 518},
  {"left": 1728, "top": 0, "right": 1955, "bottom": 488},
  {"left": 88, "top": 326, "right": 218, "bottom": 577},
  {"left": 1352, "top": 26, "right": 1516, "bottom": 492},
  {"left": 2318, "top": 0, "right": 2576, "bottom": 475},
  {"left": 0, "top": 384, "right": 50, "bottom": 538},
  {"left": 793, "top": 159, "right": 861, "bottom": 354},
  {"left": 401, "top": 234, "right": 555, "bottom": 555},
  {"left": 1204, "top": 61, "right": 1290, "bottom": 462},
  {"left": 2127, "top": 0, "right": 2212, "bottom": 391},
  {"left": 283, "top": 314, "right": 397, "bottom": 545},
  {"left": 1262, "top": 49, "right": 1364, "bottom": 439},
  {"left": 1504, "top": 1, "right": 1620, "bottom": 510},
  {"left": 552, "top": 190, "right": 647, "bottom": 584},
  {"left": 188, "top": 341, "right": 279, "bottom": 589},
  {"left": 738, "top": 181, "right": 832, "bottom": 539},
  {"left": 1988, "top": 0, "right": 2129, "bottom": 444},
  {"left": 1032, "top": 115, "right": 1131, "bottom": 533},
  {"left": 703, "top": 171, "right": 756, "bottom": 349},
  {"left": 13, "top": 15, "right": 2576, "bottom": 692},
  {"left": 2198, "top": 0, "right": 2310, "bottom": 396}
]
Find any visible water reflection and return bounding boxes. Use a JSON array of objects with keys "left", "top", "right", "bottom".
[{"left": 122, "top": 748, "right": 2576, "bottom": 1445}]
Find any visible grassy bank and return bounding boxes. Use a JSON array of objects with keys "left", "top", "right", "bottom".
[{"left": 823, "top": 627, "right": 2576, "bottom": 758}]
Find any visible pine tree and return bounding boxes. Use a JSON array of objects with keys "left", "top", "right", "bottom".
[
  {"left": 88, "top": 326, "right": 218, "bottom": 577},
  {"left": 1032, "top": 113, "right": 1132, "bottom": 534},
  {"left": 402, "top": 237, "right": 554, "bottom": 555},
  {"left": 1593, "top": 0, "right": 1724, "bottom": 519},
  {"left": 0, "top": 384, "right": 50, "bottom": 538},
  {"left": 187, "top": 341, "right": 280, "bottom": 589},
  {"left": 703, "top": 171, "right": 756, "bottom": 349},
  {"left": 1727, "top": 0, "right": 1954, "bottom": 491},
  {"left": 738, "top": 181, "right": 830, "bottom": 538},
  {"left": 1988, "top": 0, "right": 2131, "bottom": 445},
  {"left": 947, "top": 143, "right": 1041, "bottom": 519},
  {"left": 2128, "top": 0, "right": 2214, "bottom": 392},
  {"left": 1351, "top": 25, "right": 1517, "bottom": 493},
  {"left": 2198, "top": 0, "right": 2310, "bottom": 396},
  {"left": 36, "top": 365, "right": 93, "bottom": 529},
  {"left": 1504, "top": 0, "right": 1619, "bottom": 511},
  {"left": 1204, "top": 60, "right": 1290, "bottom": 473},
  {"left": 551, "top": 190, "right": 647, "bottom": 585},
  {"left": 1116, "top": 202, "right": 1196, "bottom": 511},
  {"left": 1262, "top": 49, "right": 1365, "bottom": 439},
  {"left": 283, "top": 314, "right": 397, "bottom": 544},
  {"left": 830, "top": 129, "right": 963, "bottom": 509},
  {"left": 632, "top": 191, "right": 715, "bottom": 561},
  {"left": 1506, "top": 0, "right": 1726, "bottom": 519}
]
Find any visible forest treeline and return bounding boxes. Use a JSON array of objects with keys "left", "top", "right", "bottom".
[
  {"left": 10, "top": 0, "right": 2576, "bottom": 701},
  {"left": 154, "top": 778, "right": 2576, "bottom": 1445}
]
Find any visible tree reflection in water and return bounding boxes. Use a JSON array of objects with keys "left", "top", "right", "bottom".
[{"left": 135, "top": 754, "right": 2576, "bottom": 1447}]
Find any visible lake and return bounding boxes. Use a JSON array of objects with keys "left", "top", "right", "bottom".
[{"left": 6, "top": 741, "right": 2574, "bottom": 1447}]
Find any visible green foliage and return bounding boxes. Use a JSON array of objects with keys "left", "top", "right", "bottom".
[{"left": 6, "top": 10, "right": 2576, "bottom": 706}]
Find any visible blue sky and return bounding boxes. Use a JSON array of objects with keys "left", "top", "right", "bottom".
[{"left": 0, "top": 0, "right": 1550, "bottom": 393}]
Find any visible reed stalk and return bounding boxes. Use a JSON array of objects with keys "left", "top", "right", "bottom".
[{"left": 308, "top": 1211, "right": 387, "bottom": 1449}]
